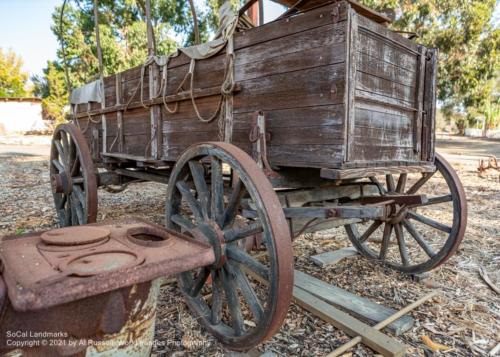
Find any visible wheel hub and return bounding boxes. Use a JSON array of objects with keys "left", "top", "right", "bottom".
[
  {"left": 51, "top": 172, "right": 73, "bottom": 195},
  {"left": 190, "top": 221, "right": 226, "bottom": 269}
]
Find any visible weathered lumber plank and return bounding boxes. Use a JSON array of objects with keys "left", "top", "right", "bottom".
[
  {"left": 358, "top": 31, "right": 417, "bottom": 71},
  {"left": 350, "top": 145, "right": 414, "bottom": 162},
  {"left": 293, "top": 286, "right": 407, "bottom": 356},
  {"left": 356, "top": 71, "right": 416, "bottom": 104},
  {"left": 234, "top": 64, "right": 346, "bottom": 113},
  {"left": 357, "top": 51, "right": 417, "bottom": 87},
  {"left": 320, "top": 164, "right": 436, "bottom": 179},
  {"left": 294, "top": 270, "right": 414, "bottom": 335},
  {"left": 311, "top": 246, "right": 359, "bottom": 267}
]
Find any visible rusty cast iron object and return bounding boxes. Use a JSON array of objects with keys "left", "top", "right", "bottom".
[
  {"left": 0, "top": 218, "right": 216, "bottom": 355},
  {"left": 0, "top": 218, "right": 215, "bottom": 312}
]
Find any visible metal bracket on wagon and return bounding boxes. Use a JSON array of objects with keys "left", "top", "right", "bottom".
[{"left": 249, "top": 111, "right": 280, "bottom": 179}]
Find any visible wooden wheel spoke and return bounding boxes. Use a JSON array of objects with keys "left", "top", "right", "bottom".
[
  {"left": 396, "top": 173, "right": 407, "bottom": 193},
  {"left": 188, "top": 160, "right": 210, "bottom": 219},
  {"left": 220, "top": 266, "right": 245, "bottom": 336},
  {"left": 407, "top": 211, "right": 451, "bottom": 233},
  {"left": 227, "top": 262, "right": 264, "bottom": 322},
  {"left": 71, "top": 156, "right": 80, "bottom": 177},
  {"left": 71, "top": 193, "right": 85, "bottom": 224},
  {"left": 369, "top": 176, "right": 387, "bottom": 194},
  {"left": 62, "top": 133, "right": 75, "bottom": 165},
  {"left": 402, "top": 220, "right": 436, "bottom": 258},
  {"left": 360, "top": 220, "right": 382, "bottom": 243},
  {"left": 226, "top": 246, "right": 269, "bottom": 281},
  {"left": 406, "top": 171, "right": 435, "bottom": 194},
  {"left": 54, "top": 140, "right": 67, "bottom": 165},
  {"left": 52, "top": 159, "right": 65, "bottom": 173},
  {"left": 223, "top": 222, "right": 263, "bottom": 243},
  {"left": 176, "top": 181, "right": 204, "bottom": 223},
  {"left": 394, "top": 223, "right": 410, "bottom": 266},
  {"left": 56, "top": 194, "right": 67, "bottom": 209},
  {"left": 386, "top": 174, "right": 396, "bottom": 192},
  {"left": 211, "top": 157, "right": 224, "bottom": 226},
  {"left": 72, "top": 185, "right": 86, "bottom": 206},
  {"left": 379, "top": 223, "right": 393, "bottom": 260},
  {"left": 222, "top": 178, "right": 246, "bottom": 228},
  {"left": 69, "top": 196, "right": 78, "bottom": 225},
  {"left": 419, "top": 194, "right": 453, "bottom": 207},
  {"left": 171, "top": 214, "right": 195, "bottom": 231},
  {"left": 56, "top": 208, "right": 66, "bottom": 224},
  {"left": 60, "top": 132, "right": 70, "bottom": 158},
  {"left": 210, "top": 269, "right": 223, "bottom": 325},
  {"left": 189, "top": 267, "right": 210, "bottom": 297}
]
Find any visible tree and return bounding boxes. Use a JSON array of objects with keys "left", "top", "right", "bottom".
[
  {"left": 34, "top": 0, "right": 205, "bottom": 123},
  {"left": 32, "top": 62, "right": 69, "bottom": 124},
  {"left": 0, "top": 48, "right": 30, "bottom": 98}
]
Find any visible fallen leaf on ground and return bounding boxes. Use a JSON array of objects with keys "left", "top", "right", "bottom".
[{"left": 421, "top": 335, "right": 451, "bottom": 351}]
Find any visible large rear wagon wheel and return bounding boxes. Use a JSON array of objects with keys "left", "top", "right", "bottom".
[
  {"left": 50, "top": 124, "right": 98, "bottom": 227},
  {"left": 345, "top": 153, "right": 467, "bottom": 274},
  {"left": 165, "top": 142, "right": 293, "bottom": 351}
]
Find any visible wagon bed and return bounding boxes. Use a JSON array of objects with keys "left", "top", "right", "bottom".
[{"left": 71, "top": 0, "right": 437, "bottom": 179}]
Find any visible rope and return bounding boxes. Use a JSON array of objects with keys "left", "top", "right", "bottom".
[{"left": 189, "top": 59, "right": 223, "bottom": 123}]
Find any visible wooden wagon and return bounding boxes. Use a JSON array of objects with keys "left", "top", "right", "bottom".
[{"left": 49, "top": 0, "right": 467, "bottom": 350}]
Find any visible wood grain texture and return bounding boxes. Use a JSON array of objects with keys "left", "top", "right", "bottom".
[{"left": 294, "top": 270, "right": 414, "bottom": 335}]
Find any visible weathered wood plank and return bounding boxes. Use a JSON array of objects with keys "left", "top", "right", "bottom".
[
  {"left": 268, "top": 144, "right": 344, "bottom": 165},
  {"left": 355, "top": 90, "right": 416, "bottom": 112},
  {"left": 353, "top": 126, "right": 413, "bottom": 146},
  {"left": 345, "top": 7, "right": 359, "bottom": 162},
  {"left": 358, "top": 31, "right": 417, "bottom": 71},
  {"left": 310, "top": 246, "right": 359, "bottom": 267},
  {"left": 294, "top": 270, "right": 414, "bottom": 335},
  {"left": 236, "top": 105, "right": 344, "bottom": 129},
  {"left": 422, "top": 48, "right": 438, "bottom": 161},
  {"left": 355, "top": 102, "right": 413, "bottom": 131},
  {"left": 350, "top": 145, "right": 415, "bottom": 162},
  {"left": 356, "top": 71, "right": 416, "bottom": 104},
  {"left": 357, "top": 14, "right": 418, "bottom": 53},
  {"left": 293, "top": 286, "right": 407, "bottom": 356},
  {"left": 357, "top": 51, "right": 417, "bottom": 87},
  {"left": 320, "top": 164, "right": 436, "bottom": 179},
  {"left": 234, "top": 64, "right": 346, "bottom": 113}
]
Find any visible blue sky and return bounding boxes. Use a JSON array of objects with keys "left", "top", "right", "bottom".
[
  {"left": 0, "top": 0, "right": 497, "bottom": 79},
  {"left": 0, "top": 0, "right": 61, "bottom": 78}
]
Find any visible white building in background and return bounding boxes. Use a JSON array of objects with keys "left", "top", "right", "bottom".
[{"left": 0, "top": 98, "right": 48, "bottom": 134}]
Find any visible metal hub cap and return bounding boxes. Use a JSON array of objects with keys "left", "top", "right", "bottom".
[{"left": 51, "top": 172, "right": 73, "bottom": 194}]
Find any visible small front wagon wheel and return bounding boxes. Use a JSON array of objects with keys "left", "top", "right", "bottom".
[
  {"left": 50, "top": 124, "right": 98, "bottom": 227},
  {"left": 345, "top": 153, "right": 467, "bottom": 274},
  {"left": 165, "top": 142, "right": 293, "bottom": 351}
]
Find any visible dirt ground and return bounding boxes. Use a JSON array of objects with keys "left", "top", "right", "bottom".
[{"left": 0, "top": 136, "right": 498, "bottom": 356}]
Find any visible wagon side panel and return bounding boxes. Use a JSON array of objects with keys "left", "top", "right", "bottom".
[
  {"left": 231, "top": 2, "right": 350, "bottom": 168},
  {"left": 347, "top": 13, "right": 429, "bottom": 167}
]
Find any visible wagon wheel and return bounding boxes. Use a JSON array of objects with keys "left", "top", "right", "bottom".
[
  {"left": 165, "top": 142, "right": 293, "bottom": 351},
  {"left": 50, "top": 123, "right": 98, "bottom": 227},
  {"left": 345, "top": 153, "right": 467, "bottom": 274}
]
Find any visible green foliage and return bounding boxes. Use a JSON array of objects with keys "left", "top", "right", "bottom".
[
  {"left": 0, "top": 48, "right": 30, "bottom": 98},
  {"left": 35, "top": 0, "right": 203, "bottom": 122},
  {"left": 32, "top": 62, "right": 69, "bottom": 124}
]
